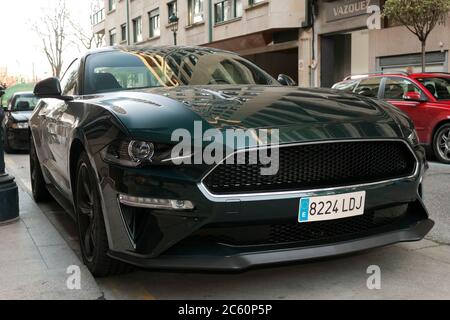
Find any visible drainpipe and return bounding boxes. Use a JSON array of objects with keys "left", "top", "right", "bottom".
[
  {"left": 126, "top": 0, "right": 131, "bottom": 45},
  {"left": 302, "top": 0, "right": 317, "bottom": 88},
  {"left": 208, "top": 0, "right": 213, "bottom": 44}
]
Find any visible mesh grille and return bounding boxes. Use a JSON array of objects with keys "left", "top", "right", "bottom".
[
  {"left": 190, "top": 207, "right": 409, "bottom": 247},
  {"left": 203, "top": 141, "right": 416, "bottom": 195}
]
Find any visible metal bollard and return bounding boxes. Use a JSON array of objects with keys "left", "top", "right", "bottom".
[{"left": 0, "top": 86, "right": 19, "bottom": 224}]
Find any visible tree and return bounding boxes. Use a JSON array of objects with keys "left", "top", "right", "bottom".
[
  {"left": 69, "top": 0, "right": 105, "bottom": 50},
  {"left": 31, "top": 0, "right": 70, "bottom": 78},
  {"left": 383, "top": 0, "right": 450, "bottom": 72}
]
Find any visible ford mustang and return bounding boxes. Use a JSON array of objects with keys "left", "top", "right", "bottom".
[{"left": 30, "top": 46, "right": 433, "bottom": 277}]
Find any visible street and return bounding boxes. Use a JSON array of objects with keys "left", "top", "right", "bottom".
[{"left": 2, "top": 152, "right": 449, "bottom": 300}]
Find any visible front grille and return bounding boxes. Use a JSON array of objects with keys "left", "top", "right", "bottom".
[
  {"left": 189, "top": 205, "right": 409, "bottom": 246},
  {"left": 203, "top": 141, "right": 416, "bottom": 195}
]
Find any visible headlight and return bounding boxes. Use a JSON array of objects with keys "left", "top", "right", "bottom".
[
  {"left": 10, "top": 122, "right": 29, "bottom": 129},
  {"left": 407, "top": 129, "right": 420, "bottom": 146},
  {"left": 128, "top": 140, "right": 155, "bottom": 162},
  {"left": 101, "top": 139, "right": 174, "bottom": 167}
]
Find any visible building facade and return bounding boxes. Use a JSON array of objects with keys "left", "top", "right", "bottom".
[
  {"left": 92, "top": 0, "right": 307, "bottom": 83},
  {"left": 92, "top": 0, "right": 450, "bottom": 88},
  {"left": 309, "top": 0, "right": 450, "bottom": 87}
]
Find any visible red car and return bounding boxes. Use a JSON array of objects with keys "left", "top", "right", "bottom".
[{"left": 333, "top": 72, "right": 450, "bottom": 163}]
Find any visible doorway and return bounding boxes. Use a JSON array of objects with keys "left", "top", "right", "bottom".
[{"left": 320, "top": 29, "right": 369, "bottom": 88}]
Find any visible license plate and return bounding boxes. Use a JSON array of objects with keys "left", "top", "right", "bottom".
[{"left": 298, "top": 191, "right": 366, "bottom": 223}]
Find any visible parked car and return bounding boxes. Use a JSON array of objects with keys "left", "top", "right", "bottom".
[
  {"left": 2, "top": 92, "right": 38, "bottom": 153},
  {"left": 333, "top": 72, "right": 450, "bottom": 163},
  {"left": 30, "top": 46, "right": 432, "bottom": 276}
]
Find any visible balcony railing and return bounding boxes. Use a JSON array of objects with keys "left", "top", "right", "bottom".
[{"left": 91, "top": 8, "right": 105, "bottom": 26}]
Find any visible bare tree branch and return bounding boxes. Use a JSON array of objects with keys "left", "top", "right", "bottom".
[
  {"left": 31, "top": 0, "right": 70, "bottom": 78},
  {"left": 68, "top": 0, "right": 105, "bottom": 50}
]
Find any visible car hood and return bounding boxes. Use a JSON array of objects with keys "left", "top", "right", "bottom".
[
  {"left": 9, "top": 111, "right": 33, "bottom": 122},
  {"left": 90, "top": 85, "right": 407, "bottom": 145}
]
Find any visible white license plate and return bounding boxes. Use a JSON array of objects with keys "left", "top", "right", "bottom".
[{"left": 298, "top": 191, "right": 366, "bottom": 223}]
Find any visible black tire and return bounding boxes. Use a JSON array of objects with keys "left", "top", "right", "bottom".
[
  {"left": 75, "top": 151, "right": 132, "bottom": 277},
  {"left": 433, "top": 123, "right": 450, "bottom": 164},
  {"left": 3, "top": 128, "right": 14, "bottom": 154},
  {"left": 30, "top": 136, "right": 51, "bottom": 202}
]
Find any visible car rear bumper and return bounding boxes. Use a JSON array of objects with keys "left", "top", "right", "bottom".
[{"left": 108, "top": 216, "right": 434, "bottom": 271}]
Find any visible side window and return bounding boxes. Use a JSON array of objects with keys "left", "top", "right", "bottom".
[
  {"left": 384, "top": 77, "right": 421, "bottom": 100},
  {"left": 60, "top": 59, "right": 80, "bottom": 96},
  {"left": 354, "top": 77, "right": 382, "bottom": 98}
]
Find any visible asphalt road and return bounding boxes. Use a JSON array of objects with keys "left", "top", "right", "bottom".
[{"left": 4, "top": 153, "right": 450, "bottom": 300}]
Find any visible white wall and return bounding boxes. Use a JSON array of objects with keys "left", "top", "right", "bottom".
[{"left": 351, "top": 29, "right": 369, "bottom": 75}]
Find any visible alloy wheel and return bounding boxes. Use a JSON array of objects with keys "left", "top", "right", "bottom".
[
  {"left": 30, "top": 147, "right": 37, "bottom": 190},
  {"left": 437, "top": 128, "right": 450, "bottom": 161},
  {"left": 76, "top": 163, "right": 97, "bottom": 263}
]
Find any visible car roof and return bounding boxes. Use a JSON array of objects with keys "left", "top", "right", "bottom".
[
  {"left": 343, "top": 72, "right": 450, "bottom": 81},
  {"left": 82, "top": 45, "right": 235, "bottom": 59},
  {"left": 12, "top": 91, "right": 34, "bottom": 97},
  {"left": 409, "top": 72, "right": 450, "bottom": 79}
]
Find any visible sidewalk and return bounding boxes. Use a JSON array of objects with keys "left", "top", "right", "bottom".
[{"left": 0, "top": 181, "right": 102, "bottom": 300}]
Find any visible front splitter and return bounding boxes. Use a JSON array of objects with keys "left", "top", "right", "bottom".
[{"left": 108, "top": 219, "right": 434, "bottom": 271}]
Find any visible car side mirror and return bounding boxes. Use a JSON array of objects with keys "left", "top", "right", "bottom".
[
  {"left": 34, "top": 77, "right": 73, "bottom": 101},
  {"left": 278, "top": 74, "right": 297, "bottom": 86},
  {"left": 403, "top": 91, "right": 426, "bottom": 102}
]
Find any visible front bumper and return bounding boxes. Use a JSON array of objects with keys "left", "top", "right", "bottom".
[{"left": 91, "top": 139, "right": 432, "bottom": 270}]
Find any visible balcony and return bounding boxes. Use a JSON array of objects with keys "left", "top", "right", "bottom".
[{"left": 91, "top": 8, "right": 106, "bottom": 33}]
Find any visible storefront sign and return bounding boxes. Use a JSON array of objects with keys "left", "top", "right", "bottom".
[{"left": 326, "top": 0, "right": 380, "bottom": 22}]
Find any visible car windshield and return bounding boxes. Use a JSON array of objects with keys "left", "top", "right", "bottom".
[
  {"left": 416, "top": 77, "right": 450, "bottom": 100},
  {"left": 84, "top": 48, "right": 278, "bottom": 94},
  {"left": 12, "top": 94, "right": 39, "bottom": 111}
]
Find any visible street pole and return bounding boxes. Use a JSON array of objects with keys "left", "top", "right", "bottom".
[
  {"left": 169, "top": 13, "right": 179, "bottom": 46},
  {"left": 0, "top": 86, "right": 19, "bottom": 224}
]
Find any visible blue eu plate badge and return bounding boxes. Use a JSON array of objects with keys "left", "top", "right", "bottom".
[{"left": 299, "top": 198, "right": 310, "bottom": 222}]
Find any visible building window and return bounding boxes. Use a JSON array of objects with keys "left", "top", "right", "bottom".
[
  {"left": 108, "top": 0, "right": 116, "bottom": 12},
  {"left": 133, "top": 17, "right": 143, "bottom": 43},
  {"left": 109, "top": 28, "right": 117, "bottom": 45},
  {"left": 149, "top": 9, "right": 160, "bottom": 38},
  {"left": 91, "top": 8, "right": 105, "bottom": 25},
  {"left": 215, "top": 0, "right": 242, "bottom": 24},
  {"left": 188, "top": 0, "right": 204, "bottom": 24},
  {"left": 167, "top": 1, "right": 177, "bottom": 23},
  {"left": 121, "top": 24, "right": 127, "bottom": 42}
]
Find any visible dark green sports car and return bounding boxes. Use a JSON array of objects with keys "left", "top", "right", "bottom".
[{"left": 30, "top": 46, "right": 433, "bottom": 277}]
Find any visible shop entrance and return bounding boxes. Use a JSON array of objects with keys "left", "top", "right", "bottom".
[
  {"left": 320, "top": 29, "right": 369, "bottom": 87},
  {"left": 245, "top": 48, "right": 299, "bottom": 84}
]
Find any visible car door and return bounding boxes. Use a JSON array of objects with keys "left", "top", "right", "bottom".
[
  {"left": 42, "top": 59, "right": 80, "bottom": 196},
  {"left": 382, "top": 77, "right": 428, "bottom": 142}
]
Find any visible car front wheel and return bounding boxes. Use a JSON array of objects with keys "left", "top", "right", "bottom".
[
  {"left": 433, "top": 123, "right": 450, "bottom": 164},
  {"left": 30, "top": 136, "right": 51, "bottom": 202},
  {"left": 75, "top": 151, "right": 132, "bottom": 277}
]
